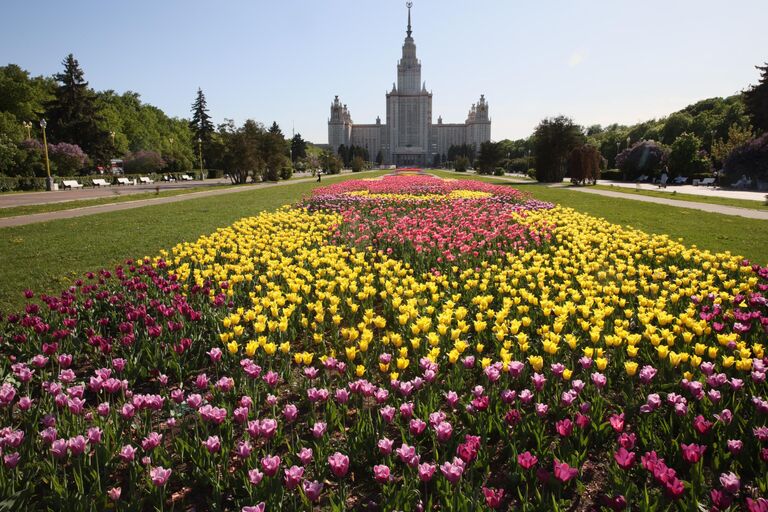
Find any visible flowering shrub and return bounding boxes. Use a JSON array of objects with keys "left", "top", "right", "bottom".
[{"left": 0, "top": 175, "right": 766, "bottom": 511}]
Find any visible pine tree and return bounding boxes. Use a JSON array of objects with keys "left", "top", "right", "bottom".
[
  {"left": 45, "top": 54, "right": 112, "bottom": 165},
  {"left": 290, "top": 133, "right": 307, "bottom": 162},
  {"left": 744, "top": 63, "right": 768, "bottom": 134},
  {"left": 190, "top": 88, "right": 214, "bottom": 143},
  {"left": 268, "top": 122, "right": 283, "bottom": 136}
]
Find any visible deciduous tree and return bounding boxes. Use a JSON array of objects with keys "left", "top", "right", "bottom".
[{"left": 533, "top": 116, "right": 584, "bottom": 182}]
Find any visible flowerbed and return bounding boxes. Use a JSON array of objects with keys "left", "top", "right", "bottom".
[{"left": 0, "top": 174, "right": 767, "bottom": 511}]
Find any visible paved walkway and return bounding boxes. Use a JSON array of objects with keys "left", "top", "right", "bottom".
[
  {"left": 594, "top": 180, "right": 767, "bottom": 201},
  {"left": 565, "top": 186, "right": 768, "bottom": 220},
  {"left": 0, "top": 170, "right": 372, "bottom": 229},
  {"left": 0, "top": 174, "right": 319, "bottom": 208}
]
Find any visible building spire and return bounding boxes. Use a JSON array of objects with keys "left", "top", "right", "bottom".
[{"left": 406, "top": 2, "right": 413, "bottom": 38}]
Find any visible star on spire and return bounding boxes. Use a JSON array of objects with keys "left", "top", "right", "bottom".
[{"left": 406, "top": 2, "right": 413, "bottom": 38}]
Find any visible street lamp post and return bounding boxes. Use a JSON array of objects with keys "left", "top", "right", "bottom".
[
  {"left": 197, "top": 137, "right": 204, "bottom": 180},
  {"left": 626, "top": 136, "right": 631, "bottom": 149},
  {"left": 40, "top": 119, "right": 53, "bottom": 191},
  {"left": 22, "top": 121, "right": 32, "bottom": 139}
]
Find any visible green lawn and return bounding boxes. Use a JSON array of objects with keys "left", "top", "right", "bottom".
[
  {"left": 0, "top": 171, "right": 388, "bottom": 312},
  {"left": 431, "top": 170, "right": 768, "bottom": 266},
  {"left": 2, "top": 169, "right": 766, "bottom": 313},
  {"left": 0, "top": 184, "right": 240, "bottom": 218},
  {"left": 589, "top": 184, "right": 768, "bottom": 211}
]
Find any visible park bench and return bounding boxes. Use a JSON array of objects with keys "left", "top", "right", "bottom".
[
  {"left": 92, "top": 178, "right": 111, "bottom": 187},
  {"left": 62, "top": 180, "right": 84, "bottom": 189},
  {"left": 672, "top": 176, "right": 688, "bottom": 185},
  {"left": 162, "top": 175, "right": 176, "bottom": 182},
  {"left": 117, "top": 177, "right": 135, "bottom": 185},
  {"left": 181, "top": 174, "right": 194, "bottom": 181},
  {"left": 693, "top": 177, "right": 715, "bottom": 186},
  {"left": 139, "top": 176, "right": 154, "bottom": 184},
  {"left": 635, "top": 175, "right": 649, "bottom": 182}
]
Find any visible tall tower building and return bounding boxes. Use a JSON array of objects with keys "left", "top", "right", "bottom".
[{"left": 328, "top": 3, "right": 490, "bottom": 167}]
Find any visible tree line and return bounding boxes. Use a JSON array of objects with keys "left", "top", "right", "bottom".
[
  {"left": 470, "top": 62, "right": 768, "bottom": 187},
  {"left": 0, "top": 54, "right": 331, "bottom": 187}
]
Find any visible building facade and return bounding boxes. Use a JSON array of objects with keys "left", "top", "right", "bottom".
[{"left": 327, "top": 4, "right": 490, "bottom": 167}]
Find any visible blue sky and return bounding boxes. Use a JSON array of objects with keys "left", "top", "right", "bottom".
[{"left": 1, "top": 0, "right": 766, "bottom": 143}]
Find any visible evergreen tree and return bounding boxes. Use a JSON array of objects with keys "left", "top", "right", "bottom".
[
  {"left": 189, "top": 87, "right": 214, "bottom": 143},
  {"left": 290, "top": 133, "right": 307, "bottom": 162},
  {"left": 45, "top": 54, "right": 112, "bottom": 165},
  {"left": 744, "top": 63, "right": 768, "bottom": 133},
  {"left": 268, "top": 122, "right": 283, "bottom": 136}
]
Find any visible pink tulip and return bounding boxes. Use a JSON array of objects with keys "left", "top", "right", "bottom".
[
  {"left": 202, "top": 435, "right": 221, "bottom": 453},
  {"left": 513, "top": 452, "right": 538, "bottom": 473},
  {"left": 553, "top": 460, "right": 578, "bottom": 483},
  {"left": 150, "top": 466, "right": 172, "bottom": 486},
  {"left": 261, "top": 455, "right": 281, "bottom": 477},
  {"left": 374, "top": 464, "right": 391, "bottom": 483},
  {"left": 302, "top": 479, "right": 323, "bottom": 502},
  {"left": 283, "top": 465, "right": 304, "bottom": 490},
  {"left": 328, "top": 452, "right": 350, "bottom": 478},
  {"left": 418, "top": 462, "right": 436, "bottom": 482}
]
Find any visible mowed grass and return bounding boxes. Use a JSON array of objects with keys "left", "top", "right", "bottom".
[
  {"left": 431, "top": 170, "right": 768, "bottom": 266},
  {"left": 590, "top": 184, "right": 768, "bottom": 211},
  {"left": 0, "top": 171, "right": 388, "bottom": 312},
  {"left": 0, "top": 185, "right": 239, "bottom": 218}
]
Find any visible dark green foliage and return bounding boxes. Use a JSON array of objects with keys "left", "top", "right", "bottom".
[
  {"left": 744, "top": 63, "right": 768, "bottom": 133},
  {"left": 476, "top": 141, "right": 505, "bottom": 175},
  {"left": 351, "top": 155, "right": 365, "bottom": 172},
  {"left": 321, "top": 150, "right": 342, "bottom": 174},
  {"left": 0, "top": 65, "right": 54, "bottom": 128},
  {"left": 95, "top": 90, "right": 195, "bottom": 170},
  {"left": 447, "top": 144, "right": 475, "bottom": 165},
  {"left": 504, "top": 157, "right": 530, "bottom": 174},
  {"left": 616, "top": 140, "right": 668, "bottom": 179},
  {"left": 533, "top": 116, "right": 584, "bottom": 182},
  {"left": 290, "top": 133, "right": 307, "bottom": 162},
  {"left": 601, "top": 169, "right": 623, "bottom": 181},
  {"left": 661, "top": 113, "right": 693, "bottom": 144},
  {"left": 44, "top": 54, "right": 114, "bottom": 165},
  {"left": 724, "top": 132, "right": 768, "bottom": 187},
  {"left": 668, "top": 133, "right": 710, "bottom": 177},
  {"left": 454, "top": 156, "right": 469, "bottom": 172},
  {"left": 268, "top": 122, "right": 283, "bottom": 136},
  {"left": 189, "top": 88, "right": 214, "bottom": 145}
]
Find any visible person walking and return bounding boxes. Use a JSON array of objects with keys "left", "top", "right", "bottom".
[{"left": 659, "top": 167, "right": 669, "bottom": 189}]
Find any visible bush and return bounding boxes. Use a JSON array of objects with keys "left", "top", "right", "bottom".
[
  {"left": 49, "top": 142, "right": 88, "bottom": 175},
  {"left": 601, "top": 169, "right": 623, "bottom": 181},
  {"left": 279, "top": 163, "right": 293, "bottom": 180},
  {"left": 668, "top": 133, "right": 710, "bottom": 177},
  {"left": 454, "top": 156, "right": 469, "bottom": 172},
  {"left": 351, "top": 156, "right": 365, "bottom": 172},
  {"left": 123, "top": 151, "right": 165, "bottom": 173},
  {"left": 505, "top": 157, "right": 530, "bottom": 174},
  {"left": 616, "top": 140, "right": 667, "bottom": 180},
  {"left": 493, "top": 167, "right": 505, "bottom": 176},
  {"left": 526, "top": 168, "right": 537, "bottom": 179},
  {"left": 724, "top": 132, "right": 768, "bottom": 188}
]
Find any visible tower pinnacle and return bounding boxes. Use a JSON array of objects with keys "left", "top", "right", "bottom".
[{"left": 406, "top": 2, "right": 413, "bottom": 38}]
